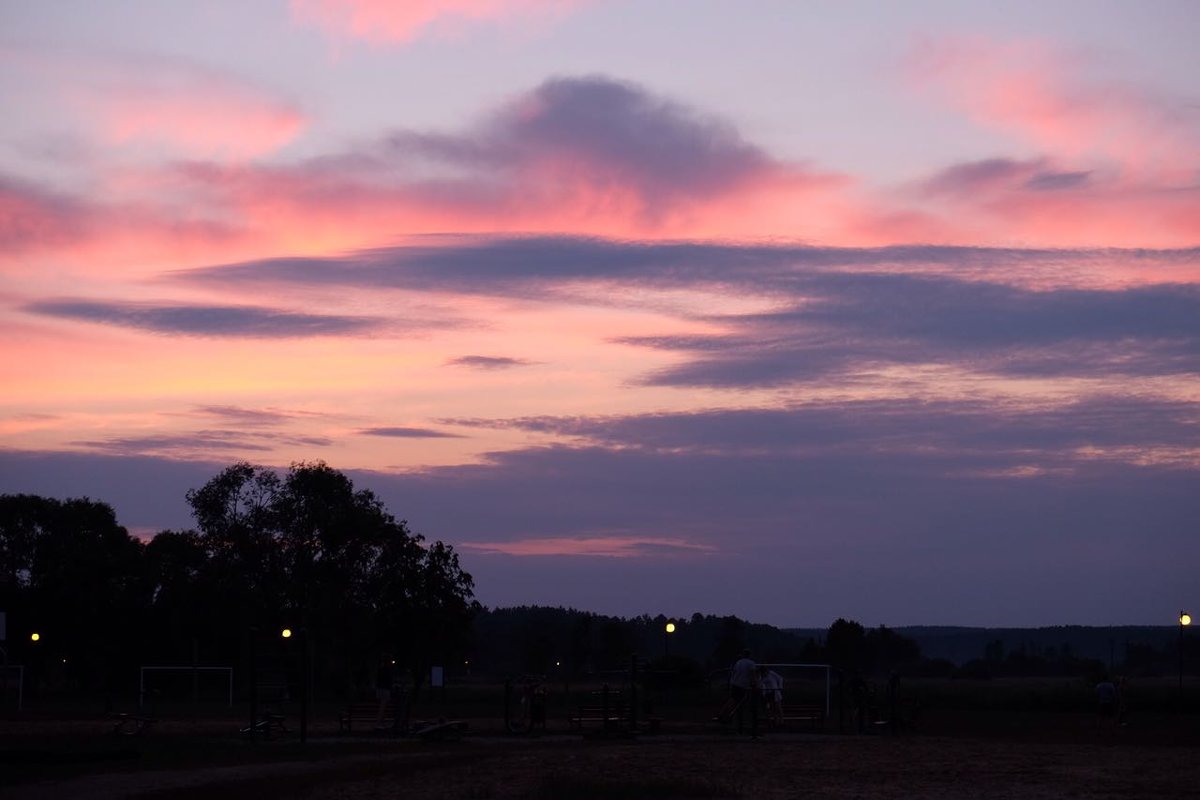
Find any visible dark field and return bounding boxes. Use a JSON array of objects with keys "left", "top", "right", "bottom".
[{"left": 2, "top": 680, "right": 1198, "bottom": 799}]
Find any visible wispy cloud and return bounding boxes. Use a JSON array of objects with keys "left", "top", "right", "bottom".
[
  {"left": 905, "top": 36, "right": 1200, "bottom": 178},
  {"left": 1, "top": 44, "right": 306, "bottom": 162},
  {"left": 459, "top": 534, "right": 716, "bottom": 558},
  {"left": 0, "top": 175, "right": 93, "bottom": 251},
  {"left": 358, "top": 426, "right": 464, "bottom": 438},
  {"left": 447, "top": 355, "right": 534, "bottom": 369},
  {"left": 72, "top": 430, "right": 334, "bottom": 458},
  {"left": 445, "top": 397, "right": 1200, "bottom": 465},
  {"left": 290, "top": 0, "right": 588, "bottom": 45},
  {"left": 191, "top": 405, "right": 316, "bottom": 427},
  {"left": 24, "top": 299, "right": 379, "bottom": 338},
  {"left": 184, "top": 234, "right": 1200, "bottom": 296}
]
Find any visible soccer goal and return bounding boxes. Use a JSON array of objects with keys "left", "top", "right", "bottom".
[
  {"left": 0, "top": 664, "right": 23, "bottom": 711},
  {"left": 139, "top": 665, "right": 234, "bottom": 710},
  {"left": 759, "top": 663, "right": 832, "bottom": 717}
]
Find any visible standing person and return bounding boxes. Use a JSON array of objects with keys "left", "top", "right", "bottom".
[
  {"left": 760, "top": 665, "right": 784, "bottom": 726},
  {"left": 1095, "top": 675, "right": 1118, "bottom": 730}
]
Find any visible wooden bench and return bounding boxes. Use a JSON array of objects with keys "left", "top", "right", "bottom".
[
  {"left": 339, "top": 699, "right": 402, "bottom": 733},
  {"left": 568, "top": 703, "right": 631, "bottom": 730},
  {"left": 777, "top": 704, "right": 825, "bottom": 730}
]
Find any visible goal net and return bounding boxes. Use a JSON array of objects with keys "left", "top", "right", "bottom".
[
  {"left": 759, "top": 663, "right": 832, "bottom": 715},
  {"left": 139, "top": 666, "right": 233, "bottom": 710}
]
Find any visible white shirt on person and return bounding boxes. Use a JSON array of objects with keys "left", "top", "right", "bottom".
[{"left": 730, "top": 657, "right": 757, "bottom": 689}]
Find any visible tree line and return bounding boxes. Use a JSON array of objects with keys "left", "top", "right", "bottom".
[{"left": 0, "top": 461, "right": 477, "bottom": 701}]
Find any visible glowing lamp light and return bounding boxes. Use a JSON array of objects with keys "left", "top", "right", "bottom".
[
  {"left": 281, "top": 628, "right": 293, "bottom": 639},
  {"left": 30, "top": 633, "right": 40, "bottom": 642},
  {"left": 1182, "top": 613, "right": 1192, "bottom": 627},
  {"left": 665, "top": 622, "right": 676, "bottom": 634}
]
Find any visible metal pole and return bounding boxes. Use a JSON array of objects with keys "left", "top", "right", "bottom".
[
  {"left": 192, "top": 637, "right": 199, "bottom": 721},
  {"left": 248, "top": 633, "right": 257, "bottom": 741},
  {"left": 300, "top": 629, "right": 310, "bottom": 744},
  {"left": 1180, "top": 618, "right": 1185, "bottom": 710}
]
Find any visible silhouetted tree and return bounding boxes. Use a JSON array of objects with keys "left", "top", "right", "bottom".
[
  {"left": 825, "top": 618, "right": 867, "bottom": 672},
  {"left": 185, "top": 461, "right": 478, "bottom": 697},
  {"left": 0, "top": 494, "right": 146, "bottom": 696}
]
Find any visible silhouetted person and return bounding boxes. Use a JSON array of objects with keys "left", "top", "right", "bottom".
[
  {"left": 1095, "top": 676, "right": 1118, "bottom": 730},
  {"left": 725, "top": 649, "right": 759, "bottom": 736},
  {"left": 850, "top": 672, "right": 870, "bottom": 733},
  {"left": 1116, "top": 676, "right": 1130, "bottom": 727},
  {"left": 759, "top": 665, "right": 783, "bottom": 726}
]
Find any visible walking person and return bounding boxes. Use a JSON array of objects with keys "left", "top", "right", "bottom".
[{"left": 728, "top": 649, "right": 760, "bottom": 736}]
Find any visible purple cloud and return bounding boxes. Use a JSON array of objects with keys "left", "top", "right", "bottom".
[
  {"left": 358, "top": 426, "right": 464, "bottom": 438},
  {"left": 24, "top": 299, "right": 379, "bottom": 338},
  {"left": 447, "top": 355, "right": 533, "bottom": 370}
]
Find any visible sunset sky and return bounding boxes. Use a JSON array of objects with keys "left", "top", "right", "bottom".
[{"left": 2, "top": 0, "right": 1197, "bottom": 627}]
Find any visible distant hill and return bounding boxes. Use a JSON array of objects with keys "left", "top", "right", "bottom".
[{"left": 782, "top": 625, "right": 1180, "bottom": 666}]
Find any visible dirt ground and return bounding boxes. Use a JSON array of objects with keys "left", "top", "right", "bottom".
[{"left": 3, "top": 727, "right": 1198, "bottom": 800}]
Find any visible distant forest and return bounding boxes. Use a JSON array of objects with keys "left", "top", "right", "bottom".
[{"left": 472, "top": 607, "right": 1193, "bottom": 683}]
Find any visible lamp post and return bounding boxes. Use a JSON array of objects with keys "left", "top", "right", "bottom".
[
  {"left": 664, "top": 621, "right": 675, "bottom": 660},
  {"left": 282, "top": 627, "right": 310, "bottom": 744},
  {"left": 1180, "top": 611, "right": 1191, "bottom": 708}
]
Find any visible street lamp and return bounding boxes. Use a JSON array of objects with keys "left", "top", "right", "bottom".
[
  {"left": 30, "top": 633, "right": 40, "bottom": 642},
  {"left": 664, "top": 621, "right": 676, "bottom": 659},
  {"left": 1180, "top": 611, "right": 1191, "bottom": 707}
]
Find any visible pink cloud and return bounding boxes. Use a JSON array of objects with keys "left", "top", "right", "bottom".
[
  {"left": 0, "top": 176, "right": 91, "bottom": 251},
  {"left": 459, "top": 535, "right": 717, "bottom": 558},
  {"left": 2, "top": 46, "right": 306, "bottom": 161},
  {"left": 142, "top": 76, "right": 856, "bottom": 248},
  {"left": 93, "top": 83, "right": 305, "bottom": 161},
  {"left": 906, "top": 36, "right": 1199, "bottom": 182},
  {"left": 907, "top": 155, "right": 1200, "bottom": 248},
  {"left": 77, "top": 69, "right": 305, "bottom": 162},
  {"left": 291, "top": 0, "right": 584, "bottom": 44},
  {"left": 898, "top": 39, "right": 1200, "bottom": 248}
]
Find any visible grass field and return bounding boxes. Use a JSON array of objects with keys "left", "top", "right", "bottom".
[{"left": 2, "top": 678, "right": 1198, "bottom": 799}]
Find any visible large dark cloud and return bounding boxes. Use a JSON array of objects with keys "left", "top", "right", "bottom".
[
  {"left": 178, "top": 236, "right": 1200, "bottom": 385},
  {"left": 625, "top": 274, "right": 1200, "bottom": 386},
  {"left": 185, "top": 235, "right": 1155, "bottom": 293},
  {"left": 445, "top": 396, "right": 1200, "bottom": 458},
  {"left": 370, "top": 75, "right": 781, "bottom": 214},
  {"left": 24, "top": 299, "right": 379, "bottom": 338},
  {"left": 181, "top": 233, "right": 1199, "bottom": 295}
]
